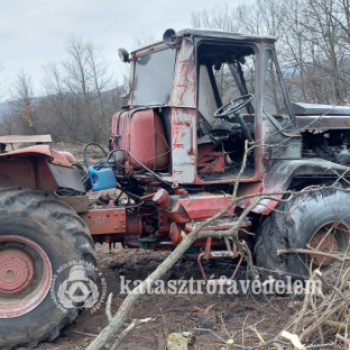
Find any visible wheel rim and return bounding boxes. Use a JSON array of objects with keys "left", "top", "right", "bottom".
[
  {"left": 0, "top": 235, "right": 52, "bottom": 318},
  {"left": 308, "top": 222, "right": 350, "bottom": 268}
]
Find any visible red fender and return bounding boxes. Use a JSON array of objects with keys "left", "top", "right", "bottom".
[{"left": 0, "top": 145, "right": 82, "bottom": 194}]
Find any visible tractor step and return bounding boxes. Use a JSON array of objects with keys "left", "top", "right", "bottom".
[
  {"left": 209, "top": 250, "right": 236, "bottom": 258},
  {"left": 197, "top": 236, "right": 243, "bottom": 284}
]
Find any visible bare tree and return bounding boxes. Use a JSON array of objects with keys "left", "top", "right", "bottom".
[
  {"left": 191, "top": 0, "right": 350, "bottom": 107},
  {"left": 133, "top": 27, "right": 156, "bottom": 49},
  {"left": 63, "top": 37, "right": 98, "bottom": 141},
  {"left": 191, "top": 4, "right": 239, "bottom": 32},
  {"left": 0, "top": 110, "right": 14, "bottom": 135},
  {"left": 0, "top": 63, "right": 5, "bottom": 102},
  {"left": 85, "top": 41, "right": 111, "bottom": 120},
  {"left": 41, "top": 37, "right": 119, "bottom": 143},
  {"left": 8, "top": 70, "right": 38, "bottom": 135}
]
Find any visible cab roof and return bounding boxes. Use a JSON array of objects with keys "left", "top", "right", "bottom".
[
  {"left": 179, "top": 28, "right": 276, "bottom": 44},
  {"left": 132, "top": 28, "right": 276, "bottom": 54}
]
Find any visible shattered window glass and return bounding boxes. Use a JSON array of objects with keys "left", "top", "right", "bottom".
[{"left": 132, "top": 48, "right": 176, "bottom": 106}]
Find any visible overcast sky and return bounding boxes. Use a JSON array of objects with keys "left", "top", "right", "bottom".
[{"left": 0, "top": 0, "right": 241, "bottom": 99}]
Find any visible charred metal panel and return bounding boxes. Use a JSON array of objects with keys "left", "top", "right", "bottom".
[
  {"left": 266, "top": 140, "right": 302, "bottom": 160},
  {"left": 197, "top": 144, "right": 225, "bottom": 173},
  {"left": 47, "top": 163, "right": 85, "bottom": 193},
  {"left": 293, "top": 102, "right": 350, "bottom": 116},
  {"left": 183, "top": 29, "right": 276, "bottom": 43},
  {"left": 172, "top": 108, "right": 196, "bottom": 183},
  {"left": 237, "top": 159, "right": 350, "bottom": 215},
  {"left": 264, "top": 120, "right": 302, "bottom": 162},
  {"left": 296, "top": 115, "right": 350, "bottom": 130}
]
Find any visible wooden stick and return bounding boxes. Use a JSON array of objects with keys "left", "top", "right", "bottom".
[
  {"left": 110, "top": 318, "right": 154, "bottom": 350},
  {"left": 106, "top": 293, "right": 113, "bottom": 323},
  {"left": 336, "top": 334, "right": 350, "bottom": 346},
  {"left": 277, "top": 248, "right": 350, "bottom": 262},
  {"left": 315, "top": 270, "right": 350, "bottom": 307}
]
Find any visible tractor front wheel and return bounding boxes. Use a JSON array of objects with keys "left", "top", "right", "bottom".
[{"left": 0, "top": 188, "right": 96, "bottom": 349}]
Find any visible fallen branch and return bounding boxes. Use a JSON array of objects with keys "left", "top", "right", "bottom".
[
  {"left": 74, "top": 330, "right": 98, "bottom": 338},
  {"left": 106, "top": 293, "right": 113, "bottom": 323},
  {"left": 277, "top": 248, "right": 350, "bottom": 262},
  {"left": 336, "top": 334, "right": 350, "bottom": 346},
  {"left": 315, "top": 270, "right": 350, "bottom": 306},
  {"left": 280, "top": 330, "right": 305, "bottom": 350},
  {"left": 109, "top": 318, "right": 155, "bottom": 350}
]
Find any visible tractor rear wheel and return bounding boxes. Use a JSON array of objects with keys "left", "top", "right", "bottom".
[
  {"left": 254, "top": 184, "right": 350, "bottom": 282},
  {"left": 0, "top": 188, "right": 96, "bottom": 349}
]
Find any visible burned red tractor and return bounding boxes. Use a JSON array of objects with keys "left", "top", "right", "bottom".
[{"left": 2, "top": 28, "right": 350, "bottom": 348}]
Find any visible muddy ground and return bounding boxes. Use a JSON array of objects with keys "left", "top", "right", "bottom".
[{"left": 17, "top": 244, "right": 300, "bottom": 350}]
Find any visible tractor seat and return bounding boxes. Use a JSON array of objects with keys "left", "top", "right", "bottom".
[
  {"left": 209, "top": 119, "right": 255, "bottom": 144},
  {"left": 211, "top": 120, "right": 241, "bottom": 133}
]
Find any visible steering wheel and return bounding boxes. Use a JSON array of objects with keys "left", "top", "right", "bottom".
[
  {"left": 213, "top": 94, "right": 254, "bottom": 142},
  {"left": 214, "top": 94, "right": 254, "bottom": 118}
]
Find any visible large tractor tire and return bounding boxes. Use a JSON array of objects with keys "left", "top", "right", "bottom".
[
  {"left": 0, "top": 188, "right": 96, "bottom": 349},
  {"left": 254, "top": 184, "right": 350, "bottom": 282}
]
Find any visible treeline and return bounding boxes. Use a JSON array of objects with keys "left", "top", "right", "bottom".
[
  {"left": 0, "top": 38, "right": 124, "bottom": 143},
  {"left": 1, "top": 0, "right": 350, "bottom": 142},
  {"left": 192, "top": 0, "right": 350, "bottom": 106}
]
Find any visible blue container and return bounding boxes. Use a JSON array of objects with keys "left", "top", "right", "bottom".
[{"left": 88, "top": 163, "right": 117, "bottom": 191}]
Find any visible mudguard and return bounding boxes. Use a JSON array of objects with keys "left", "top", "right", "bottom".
[
  {"left": 237, "top": 159, "right": 350, "bottom": 215},
  {"left": 0, "top": 145, "right": 85, "bottom": 194}
]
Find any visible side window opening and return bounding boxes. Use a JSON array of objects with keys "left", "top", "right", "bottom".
[
  {"left": 263, "top": 48, "right": 294, "bottom": 130},
  {"left": 198, "top": 65, "right": 218, "bottom": 126},
  {"left": 196, "top": 42, "right": 257, "bottom": 180}
]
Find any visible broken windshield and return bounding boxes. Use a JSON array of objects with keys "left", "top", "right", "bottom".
[{"left": 132, "top": 48, "right": 176, "bottom": 106}]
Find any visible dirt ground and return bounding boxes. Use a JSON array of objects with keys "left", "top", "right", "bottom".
[{"left": 16, "top": 244, "right": 300, "bottom": 350}]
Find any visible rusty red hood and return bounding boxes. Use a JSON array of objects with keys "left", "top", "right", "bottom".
[{"left": 0, "top": 145, "right": 76, "bottom": 167}]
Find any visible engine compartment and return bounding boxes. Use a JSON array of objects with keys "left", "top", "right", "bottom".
[{"left": 302, "top": 130, "right": 350, "bottom": 165}]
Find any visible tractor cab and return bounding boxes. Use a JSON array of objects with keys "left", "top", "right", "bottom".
[{"left": 112, "top": 28, "right": 295, "bottom": 186}]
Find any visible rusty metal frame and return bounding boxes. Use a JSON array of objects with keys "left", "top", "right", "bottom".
[
  {"left": 0, "top": 135, "right": 52, "bottom": 144},
  {"left": 80, "top": 208, "right": 127, "bottom": 235},
  {"left": 190, "top": 38, "right": 264, "bottom": 185},
  {"left": 197, "top": 237, "right": 243, "bottom": 284}
]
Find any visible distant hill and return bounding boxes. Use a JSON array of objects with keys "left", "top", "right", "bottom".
[{"left": 0, "top": 101, "right": 9, "bottom": 115}]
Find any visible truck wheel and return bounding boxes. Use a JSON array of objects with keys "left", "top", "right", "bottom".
[
  {"left": 254, "top": 184, "right": 350, "bottom": 282},
  {"left": 0, "top": 188, "right": 96, "bottom": 349}
]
